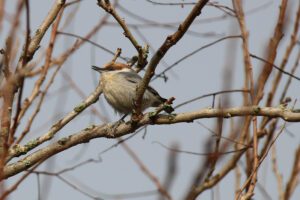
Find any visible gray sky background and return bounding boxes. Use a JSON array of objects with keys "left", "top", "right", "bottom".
[{"left": 2, "top": 0, "right": 300, "bottom": 199}]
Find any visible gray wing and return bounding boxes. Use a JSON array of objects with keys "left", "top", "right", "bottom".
[
  {"left": 119, "top": 71, "right": 166, "bottom": 101},
  {"left": 118, "top": 71, "right": 142, "bottom": 83}
]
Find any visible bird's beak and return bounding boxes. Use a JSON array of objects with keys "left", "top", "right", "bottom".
[{"left": 92, "top": 65, "right": 107, "bottom": 73}]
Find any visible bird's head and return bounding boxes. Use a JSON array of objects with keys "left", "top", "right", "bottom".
[{"left": 92, "top": 62, "right": 132, "bottom": 73}]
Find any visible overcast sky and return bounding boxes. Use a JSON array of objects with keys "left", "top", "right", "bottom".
[{"left": 2, "top": 0, "right": 300, "bottom": 199}]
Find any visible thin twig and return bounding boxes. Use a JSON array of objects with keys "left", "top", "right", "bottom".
[
  {"left": 14, "top": 0, "right": 66, "bottom": 125},
  {"left": 121, "top": 142, "right": 172, "bottom": 200},
  {"left": 9, "top": 0, "right": 31, "bottom": 144},
  {"left": 15, "top": 5, "right": 64, "bottom": 145},
  {"left": 7, "top": 81, "right": 103, "bottom": 161},
  {"left": 233, "top": 0, "right": 258, "bottom": 198},
  {"left": 175, "top": 89, "right": 249, "bottom": 109},
  {"left": 271, "top": 145, "right": 284, "bottom": 200},
  {"left": 97, "top": 0, "right": 146, "bottom": 69},
  {"left": 152, "top": 35, "right": 242, "bottom": 81},
  {"left": 254, "top": 0, "right": 288, "bottom": 104},
  {"left": 266, "top": 1, "right": 300, "bottom": 107},
  {"left": 57, "top": 31, "right": 127, "bottom": 61},
  {"left": 153, "top": 141, "right": 249, "bottom": 156},
  {"left": 250, "top": 54, "right": 300, "bottom": 82},
  {"left": 284, "top": 145, "right": 300, "bottom": 200}
]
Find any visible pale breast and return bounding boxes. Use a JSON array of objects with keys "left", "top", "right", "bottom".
[
  {"left": 101, "top": 72, "right": 135, "bottom": 114},
  {"left": 100, "top": 72, "right": 163, "bottom": 114}
]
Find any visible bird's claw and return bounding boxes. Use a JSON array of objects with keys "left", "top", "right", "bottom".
[{"left": 107, "top": 119, "right": 124, "bottom": 137}]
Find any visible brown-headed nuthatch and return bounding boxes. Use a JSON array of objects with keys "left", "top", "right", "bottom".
[{"left": 92, "top": 63, "right": 173, "bottom": 116}]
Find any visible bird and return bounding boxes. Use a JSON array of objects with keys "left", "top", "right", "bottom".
[{"left": 92, "top": 62, "right": 173, "bottom": 117}]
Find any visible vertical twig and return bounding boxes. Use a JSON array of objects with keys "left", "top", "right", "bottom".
[
  {"left": 232, "top": 0, "right": 258, "bottom": 198},
  {"left": 9, "top": 0, "right": 31, "bottom": 144},
  {"left": 255, "top": 0, "right": 288, "bottom": 104},
  {"left": 0, "top": 0, "right": 26, "bottom": 185},
  {"left": 271, "top": 145, "right": 284, "bottom": 200},
  {"left": 159, "top": 143, "right": 178, "bottom": 200},
  {"left": 284, "top": 145, "right": 300, "bottom": 200},
  {"left": 15, "top": 9, "right": 63, "bottom": 144},
  {"left": 266, "top": 1, "right": 300, "bottom": 107},
  {"left": 15, "top": 0, "right": 66, "bottom": 123}
]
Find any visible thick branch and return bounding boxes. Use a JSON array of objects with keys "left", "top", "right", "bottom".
[
  {"left": 134, "top": 0, "right": 209, "bottom": 116},
  {"left": 3, "top": 105, "right": 300, "bottom": 179}
]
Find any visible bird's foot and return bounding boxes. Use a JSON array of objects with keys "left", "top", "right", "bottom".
[
  {"left": 107, "top": 118, "right": 125, "bottom": 137},
  {"left": 130, "top": 113, "right": 144, "bottom": 127}
]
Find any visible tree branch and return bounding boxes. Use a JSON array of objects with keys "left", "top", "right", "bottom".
[
  {"left": 133, "top": 0, "right": 209, "bottom": 118},
  {"left": 7, "top": 81, "right": 103, "bottom": 162},
  {"left": 3, "top": 105, "right": 300, "bottom": 179}
]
